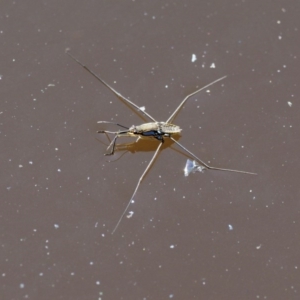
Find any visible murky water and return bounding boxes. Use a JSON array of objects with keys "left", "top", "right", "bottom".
[{"left": 1, "top": 1, "right": 299, "bottom": 299}]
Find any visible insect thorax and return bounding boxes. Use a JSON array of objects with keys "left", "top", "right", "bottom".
[{"left": 130, "top": 122, "right": 182, "bottom": 135}]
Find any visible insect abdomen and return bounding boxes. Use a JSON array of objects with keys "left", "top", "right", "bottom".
[{"left": 159, "top": 122, "right": 181, "bottom": 134}]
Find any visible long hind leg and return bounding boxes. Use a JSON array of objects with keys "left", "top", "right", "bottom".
[{"left": 170, "top": 137, "right": 256, "bottom": 175}]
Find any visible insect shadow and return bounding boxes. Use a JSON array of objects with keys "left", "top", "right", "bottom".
[{"left": 66, "top": 50, "right": 257, "bottom": 234}]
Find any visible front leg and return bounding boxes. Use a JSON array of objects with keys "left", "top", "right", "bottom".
[{"left": 105, "top": 134, "right": 119, "bottom": 155}]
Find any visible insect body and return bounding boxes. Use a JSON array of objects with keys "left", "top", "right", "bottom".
[
  {"left": 66, "top": 50, "right": 256, "bottom": 234},
  {"left": 99, "top": 121, "right": 181, "bottom": 155},
  {"left": 135, "top": 122, "right": 181, "bottom": 136},
  {"left": 129, "top": 122, "right": 181, "bottom": 141}
]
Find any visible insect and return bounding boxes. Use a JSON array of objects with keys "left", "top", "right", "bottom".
[{"left": 66, "top": 50, "right": 256, "bottom": 234}]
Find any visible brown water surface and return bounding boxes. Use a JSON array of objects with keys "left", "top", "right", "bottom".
[{"left": 1, "top": 1, "right": 299, "bottom": 299}]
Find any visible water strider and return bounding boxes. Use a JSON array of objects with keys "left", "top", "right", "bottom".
[{"left": 66, "top": 50, "right": 256, "bottom": 234}]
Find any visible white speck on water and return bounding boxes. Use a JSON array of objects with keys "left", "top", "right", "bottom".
[
  {"left": 169, "top": 294, "right": 174, "bottom": 298},
  {"left": 127, "top": 211, "right": 134, "bottom": 218},
  {"left": 228, "top": 224, "right": 233, "bottom": 230},
  {"left": 191, "top": 54, "right": 197, "bottom": 62},
  {"left": 287, "top": 101, "right": 292, "bottom": 107},
  {"left": 96, "top": 281, "right": 101, "bottom": 285},
  {"left": 19, "top": 283, "right": 25, "bottom": 289},
  {"left": 29, "top": 161, "right": 33, "bottom": 165},
  {"left": 95, "top": 222, "right": 98, "bottom": 228},
  {"left": 139, "top": 106, "right": 145, "bottom": 111},
  {"left": 0, "top": 74, "right": 3, "bottom": 80},
  {"left": 165, "top": 85, "right": 168, "bottom": 88},
  {"left": 278, "top": 35, "right": 282, "bottom": 40},
  {"left": 55, "top": 148, "right": 59, "bottom": 151},
  {"left": 19, "top": 164, "right": 23, "bottom": 168},
  {"left": 256, "top": 244, "right": 262, "bottom": 249},
  {"left": 170, "top": 244, "right": 175, "bottom": 249},
  {"left": 54, "top": 224, "right": 59, "bottom": 229},
  {"left": 57, "top": 169, "right": 61, "bottom": 172},
  {"left": 184, "top": 159, "right": 205, "bottom": 176},
  {"left": 210, "top": 63, "right": 216, "bottom": 68},
  {"left": 277, "top": 20, "right": 281, "bottom": 24},
  {"left": 48, "top": 83, "right": 55, "bottom": 87}
]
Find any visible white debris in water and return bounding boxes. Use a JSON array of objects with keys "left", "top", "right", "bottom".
[
  {"left": 191, "top": 54, "right": 197, "bottom": 62},
  {"left": 228, "top": 224, "right": 233, "bottom": 230},
  {"left": 127, "top": 211, "right": 134, "bottom": 218},
  {"left": 210, "top": 63, "right": 216, "bottom": 68},
  {"left": 139, "top": 106, "right": 146, "bottom": 111},
  {"left": 184, "top": 159, "right": 206, "bottom": 176},
  {"left": 287, "top": 101, "right": 292, "bottom": 107}
]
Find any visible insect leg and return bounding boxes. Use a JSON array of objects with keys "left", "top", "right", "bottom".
[
  {"left": 167, "top": 76, "right": 227, "bottom": 123},
  {"left": 66, "top": 50, "right": 157, "bottom": 122},
  {"left": 97, "top": 121, "right": 129, "bottom": 129},
  {"left": 111, "top": 142, "right": 163, "bottom": 234},
  {"left": 170, "top": 137, "right": 257, "bottom": 175},
  {"left": 105, "top": 134, "right": 119, "bottom": 155},
  {"left": 98, "top": 129, "right": 131, "bottom": 155}
]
